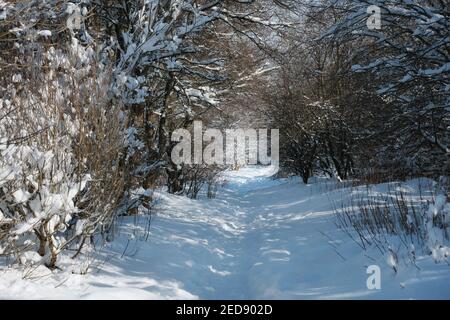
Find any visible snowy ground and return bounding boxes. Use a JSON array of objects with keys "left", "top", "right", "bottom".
[{"left": 1, "top": 166, "right": 450, "bottom": 299}]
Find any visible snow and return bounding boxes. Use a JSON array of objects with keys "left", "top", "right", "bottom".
[
  {"left": 1, "top": 166, "right": 449, "bottom": 299},
  {"left": 185, "top": 87, "right": 219, "bottom": 106},
  {"left": 12, "top": 74, "right": 22, "bottom": 83},
  {"left": 37, "top": 30, "right": 52, "bottom": 38},
  {"left": 12, "top": 189, "right": 32, "bottom": 203}
]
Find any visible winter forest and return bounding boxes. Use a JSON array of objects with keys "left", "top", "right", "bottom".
[{"left": 0, "top": 0, "right": 449, "bottom": 300}]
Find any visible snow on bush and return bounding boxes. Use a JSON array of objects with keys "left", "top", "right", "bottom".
[
  {"left": 0, "top": 140, "right": 89, "bottom": 267},
  {"left": 0, "top": 36, "right": 94, "bottom": 267},
  {"left": 425, "top": 194, "right": 450, "bottom": 262},
  {"left": 336, "top": 181, "right": 450, "bottom": 270},
  {"left": 0, "top": 2, "right": 128, "bottom": 267}
]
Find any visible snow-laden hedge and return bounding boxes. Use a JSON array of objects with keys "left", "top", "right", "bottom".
[{"left": 0, "top": 17, "right": 129, "bottom": 267}]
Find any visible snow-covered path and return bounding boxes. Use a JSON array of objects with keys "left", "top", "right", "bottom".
[
  {"left": 1, "top": 166, "right": 450, "bottom": 299},
  {"left": 95, "top": 166, "right": 450, "bottom": 299}
]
